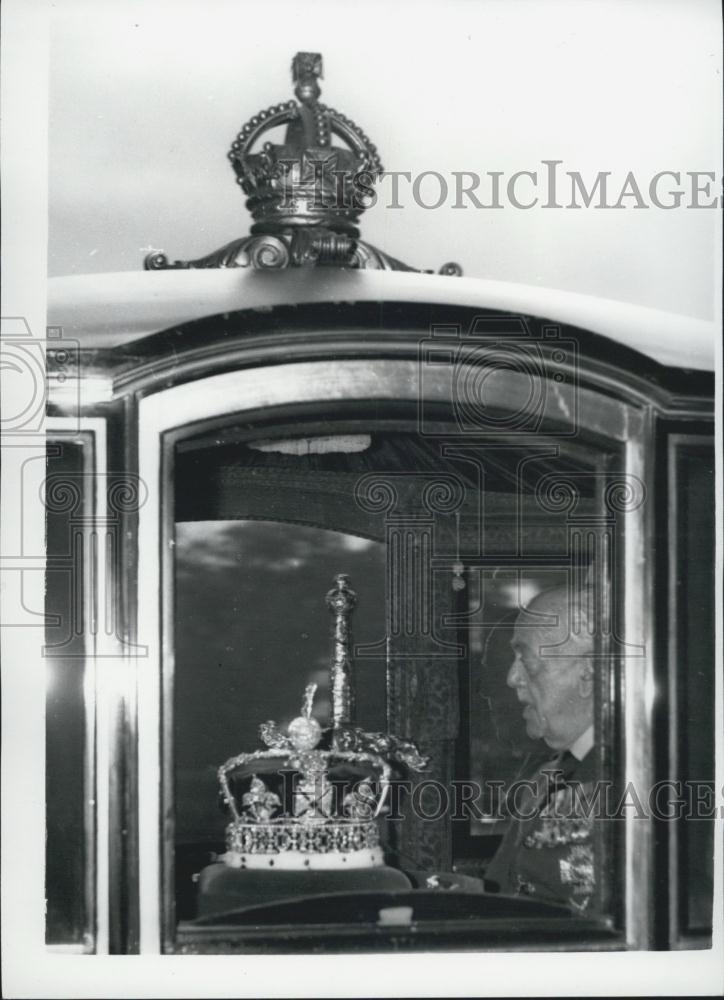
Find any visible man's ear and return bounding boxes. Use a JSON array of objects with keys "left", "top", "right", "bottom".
[{"left": 578, "top": 661, "right": 594, "bottom": 699}]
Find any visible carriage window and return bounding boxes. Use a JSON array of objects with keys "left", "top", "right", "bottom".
[
  {"left": 167, "top": 420, "right": 626, "bottom": 947},
  {"left": 668, "top": 438, "right": 715, "bottom": 944},
  {"left": 45, "top": 437, "right": 94, "bottom": 949}
]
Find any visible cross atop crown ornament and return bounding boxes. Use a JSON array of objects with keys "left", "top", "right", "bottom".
[{"left": 144, "top": 53, "right": 461, "bottom": 273}]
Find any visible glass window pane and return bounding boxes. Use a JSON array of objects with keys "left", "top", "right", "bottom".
[
  {"left": 672, "top": 441, "right": 715, "bottom": 941},
  {"left": 45, "top": 439, "right": 91, "bottom": 946},
  {"left": 173, "top": 520, "right": 387, "bottom": 921},
  {"left": 169, "top": 424, "right": 620, "bottom": 945}
]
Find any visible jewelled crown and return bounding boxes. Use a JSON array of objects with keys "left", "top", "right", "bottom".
[
  {"left": 144, "top": 52, "right": 461, "bottom": 273},
  {"left": 217, "top": 574, "right": 428, "bottom": 872}
]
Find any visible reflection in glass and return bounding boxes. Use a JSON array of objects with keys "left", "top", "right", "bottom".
[{"left": 469, "top": 568, "right": 570, "bottom": 834}]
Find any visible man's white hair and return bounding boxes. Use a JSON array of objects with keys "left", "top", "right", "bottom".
[{"left": 525, "top": 583, "right": 601, "bottom": 651}]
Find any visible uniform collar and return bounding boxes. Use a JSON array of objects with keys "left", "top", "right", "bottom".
[{"left": 568, "top": 725, "right": 595, "bottom": 761}]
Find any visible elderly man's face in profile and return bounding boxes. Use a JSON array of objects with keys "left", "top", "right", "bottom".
[{"left": 506, "top": 587, "right": 594, "bottom": 751}]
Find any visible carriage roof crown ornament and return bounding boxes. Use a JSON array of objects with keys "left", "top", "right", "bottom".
[{"left": 145, "top": 52, "right": 461, "bottom": 274}]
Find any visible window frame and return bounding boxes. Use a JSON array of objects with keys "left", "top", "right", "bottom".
[
  {"left": 663, "top": 431, "right": 716, "bottom": 949},
  {"left": 134, "top": 356, "right": 656, "bottom": 953},
  {"left": 45, "top": 418, "right": 111, "bottom": 955}
]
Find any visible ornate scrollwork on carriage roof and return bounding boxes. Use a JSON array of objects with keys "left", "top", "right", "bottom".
[{"left": 144, "top": 52, "right": 461, "bottom": 275}]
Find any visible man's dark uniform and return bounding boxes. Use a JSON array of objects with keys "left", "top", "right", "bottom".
[{"left": 485, "top": 747, "right": 597, "bottom": 913}]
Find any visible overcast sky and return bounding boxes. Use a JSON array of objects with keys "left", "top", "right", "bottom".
[{"left": 48, "top": 0, "right": 721, "bottom": 318}]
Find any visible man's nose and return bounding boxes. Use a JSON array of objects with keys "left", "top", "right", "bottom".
[{"left": 507, "top": 658, "right": 525, "bottom": 689}]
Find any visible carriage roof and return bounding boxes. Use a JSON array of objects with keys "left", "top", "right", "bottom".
[{"left": 48, "top": 269, "right": 715, "bottom": 372}]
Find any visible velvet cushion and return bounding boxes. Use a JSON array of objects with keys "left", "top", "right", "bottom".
[{"left": 196, "top": 861, "right": 412, "bottom": 918}]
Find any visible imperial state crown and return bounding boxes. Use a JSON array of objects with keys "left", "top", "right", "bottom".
[
  {"left": 218, "top": 681, "right": 393, "bottom": 872},
  {"left": 145, "top": 52, "right": 461, "bottom": 273},
  {"left": 195, "top": 574, "right": 428, "bottom": 917}
]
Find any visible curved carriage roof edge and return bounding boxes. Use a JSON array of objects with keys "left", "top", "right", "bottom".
[{"left": 48, "top": 269, "right": 716, "bottom": 372}]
